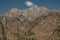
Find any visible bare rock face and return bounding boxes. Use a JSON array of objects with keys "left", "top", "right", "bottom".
[{"left": 0, "top": 7, "right": 60, "bottom": 40}]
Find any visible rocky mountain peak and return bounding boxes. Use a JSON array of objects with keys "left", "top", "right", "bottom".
[
  {"left": 7, "top": 7, "right": 49, "bottom": 21},
  {"left": 10, "top": 8, "right": 18, "bottom": 13},
  {"left": 0, "top": 7, "right": 60, "bottom": 40}
]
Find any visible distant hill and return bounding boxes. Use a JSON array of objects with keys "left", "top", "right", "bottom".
[{"left": 0, "top": 7, "right": 60, "bottom": 40}]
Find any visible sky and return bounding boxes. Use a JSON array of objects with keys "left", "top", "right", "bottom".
[{"left": 0, "top": 0, "right": 60, "bottom": 14}]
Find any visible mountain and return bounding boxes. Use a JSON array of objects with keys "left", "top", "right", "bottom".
[{"left": 0, "top": 7, "right": 60, "bottom": 40}]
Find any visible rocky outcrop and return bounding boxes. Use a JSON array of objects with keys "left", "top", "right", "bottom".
[{"left": 0, "top": 7, "right": 60, "bottom": 40}]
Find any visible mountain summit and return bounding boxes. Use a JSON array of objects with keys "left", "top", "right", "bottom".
[{"left": 0, "top": 7, "right": 60, "bottom": 40}]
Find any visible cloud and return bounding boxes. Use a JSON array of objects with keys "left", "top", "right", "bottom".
[
  {"left": 25, "top": 1, "right": 38, "bottom": 7},
  {"left": 25, "top": 1, "right": 33, "bottom": 7}
]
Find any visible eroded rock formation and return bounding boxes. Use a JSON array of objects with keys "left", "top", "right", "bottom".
[{"left": 0, "top": 7, "right": 60, "bottom": 40}]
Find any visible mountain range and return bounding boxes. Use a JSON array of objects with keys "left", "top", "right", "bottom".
[{"left": 0, "top": 7, "right": 60, "bottom": 40}]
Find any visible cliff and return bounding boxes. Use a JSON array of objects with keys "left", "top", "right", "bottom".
[{"left": 0, "top": 7, "right": 60, "bottom": 40}]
